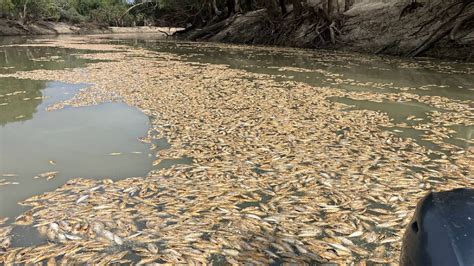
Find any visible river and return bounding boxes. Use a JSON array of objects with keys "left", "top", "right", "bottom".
[{"left": 0, "top": 34, "right": 472, "bottom": 264}]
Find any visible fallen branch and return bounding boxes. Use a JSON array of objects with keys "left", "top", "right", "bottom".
[{"left": 158, "top": 30, "right": 171, "bottom": 37}]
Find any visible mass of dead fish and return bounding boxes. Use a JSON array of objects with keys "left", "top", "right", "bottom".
[{"left": 0, "top": 36, "right": 472, "bottom": 264}]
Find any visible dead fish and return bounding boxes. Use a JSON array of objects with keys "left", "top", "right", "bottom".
[
  {"left": 114, "top": 235, "right": 124, "bottom": 245},
  {"left": 0, "top": 236, "right": 11, "bottom": 250},
  {"left": 2, "top": 174, "right": 18, "bottom": 177},
  {"left": 15, "top": 213, "right": 33, "bottom": 225},
  {"left": 245, "top": 214, "right": 261, "bottom": 220},
  {"left": 348, "top": 231, "right": 363, "bottom": 238},
  {"left": 147, "top": 243, "right": 159, "bottom": 254},
  {"left": 34, "top": 171, "right": 58, "bottom": 179},
  {"left": 328, "top": 243, "right": 352, "bottom": 253},
  {"left": 223, "top": 249, "right": 239, "bottom": 257},
  {"left": 102, "top": 230, "right": 115, "bottom": 242},
  {"left": 92, "top": 222, "right": 105, "bottom": 235},
  {"left": 49, "top": 222, "right": 60, "bottom": 232},
  {"left": 380, "top": 237, "right": 400, "bottom": 244},
  {"left": 109, "top": 152, "right": 122, "bottom": 156},
  {"left": 76, "top": 195, "right": 89, "bottom": 204},
  {"left": 298, "top": 230, "right": 321, "bottom": 237},
  {"left": 57, "top": 233, "right": 67, "bottom": 242},
  {"left": 65, "top": 234, "right": 82, "bottom": 241}
]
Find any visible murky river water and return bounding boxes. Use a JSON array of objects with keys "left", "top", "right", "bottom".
[
  {"left": 0, "top": 41, "right": 156, "bottom": 222},
  {"left": 0, "top": 34, "right": 472, "bottom": 261}
]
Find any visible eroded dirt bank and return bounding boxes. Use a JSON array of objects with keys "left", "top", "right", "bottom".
[
  {"left": 1, "top": 0, "right": 472, "bottom": 60},
  {"left": 0, "top": 19, "right": 109, "bottom": 35},
  {"left": 181, "top": 0, "right": 473, "bottom": 60},
  {"left": 0, "top": 19, "right": 179, "bottom": 36},
  {"left": 0, "top": 36, "right": 472, "bottom": 264}
]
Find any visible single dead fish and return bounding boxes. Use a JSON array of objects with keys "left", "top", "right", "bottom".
[{"left": 76, "top": 195, "right": 89, "bottom": 204}]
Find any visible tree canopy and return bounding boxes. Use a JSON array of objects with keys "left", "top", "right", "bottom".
[{"left": 0, "top": 0, "right": 349, "bottom": 27}]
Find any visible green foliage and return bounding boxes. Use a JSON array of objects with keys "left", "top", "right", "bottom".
[
  {"left": 61, "top": 6, "right": 86, "bottom": 23},
  {"left": 71, "top": 0, "right": 103, "bottom": 16},
  {"left": 0, "top": 0, "right": 235, "bottom": 26},
  {"left": 0, "top": 0, "right": 133, "bottom": 24},
  {"left": 0, "top": 0, "right": 15, "bottom": 17}
]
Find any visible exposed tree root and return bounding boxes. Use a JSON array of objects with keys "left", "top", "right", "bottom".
[
  {"left": 374, "top": 40, "right": 400, "bottom": 55},
  {"left": 180, "top": 6, "right": 342, "bottom": 48},
  {"left": 187, "top": 15, "right": 238, "bottom": 41},
  {"left": 407, "top": 2, "right": 472, "bottom": 57},
  {"left": 400, "top": 1, "right": 424, "bottom": 19},
  {"left": 410, "top": 2, "right": 462, "bottom": 36},
  {"left": 450, "top": 12, "right": 474, "bottom": 40}
]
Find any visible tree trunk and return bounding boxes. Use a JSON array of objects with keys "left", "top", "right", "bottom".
[
  {"left": 21, "top": 0, "right": 29, "bottom": 24},
  {"left": 327, "top": 0, "right": 336, "bottom": 17},
  {"left": 235, "top": 0, "right": 241, "bottom": 13},
  {"left": 241, "top": 0, "right": 254, "bottom": 12},
  {"left": 212, "top": 0, "right": 222, "bottom": 16},
  {"left": 278, "top": 0, "right": 287, "bottom": 15},
  {"left": 292, "top": 0, "right": 302, "bottom": 17},
  {"left": 264, "top": 0, "right": 278, "bottom": 17},
  {"left": 344, "top": 0, "right": 354, "bottom": 12},
  {"left": 226, "top": 0, "right": 235, "bottom": 17}
]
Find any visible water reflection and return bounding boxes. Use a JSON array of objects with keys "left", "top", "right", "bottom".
[
  {"left": 0, "top": 46, "right": 97, "bottom": 74},
  {"left": 0, "top": 81, "right": 154, "bottom": 219},
  {"left": 0, "top": 78, "right": 45, "bottom": 125}
]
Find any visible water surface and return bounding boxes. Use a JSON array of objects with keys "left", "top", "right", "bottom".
[
  {"left": 0, "top": 34, "right": 472, "bottom": 252},
  {"left": 101, "top": 35, "right": 473, "bottom": 151},
  {"left": 0, "top": 41, "right": 156, "bottom": 223}
]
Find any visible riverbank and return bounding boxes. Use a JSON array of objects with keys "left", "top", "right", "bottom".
[
  {"left": 179, "top": 0, "right": 473, "bottom": 61},
  {"left": 1, "top": 0, "right": 472, "bottom": 61},
  {"left": 0, "top": 19, "right": 179, "bottom": 36}
]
